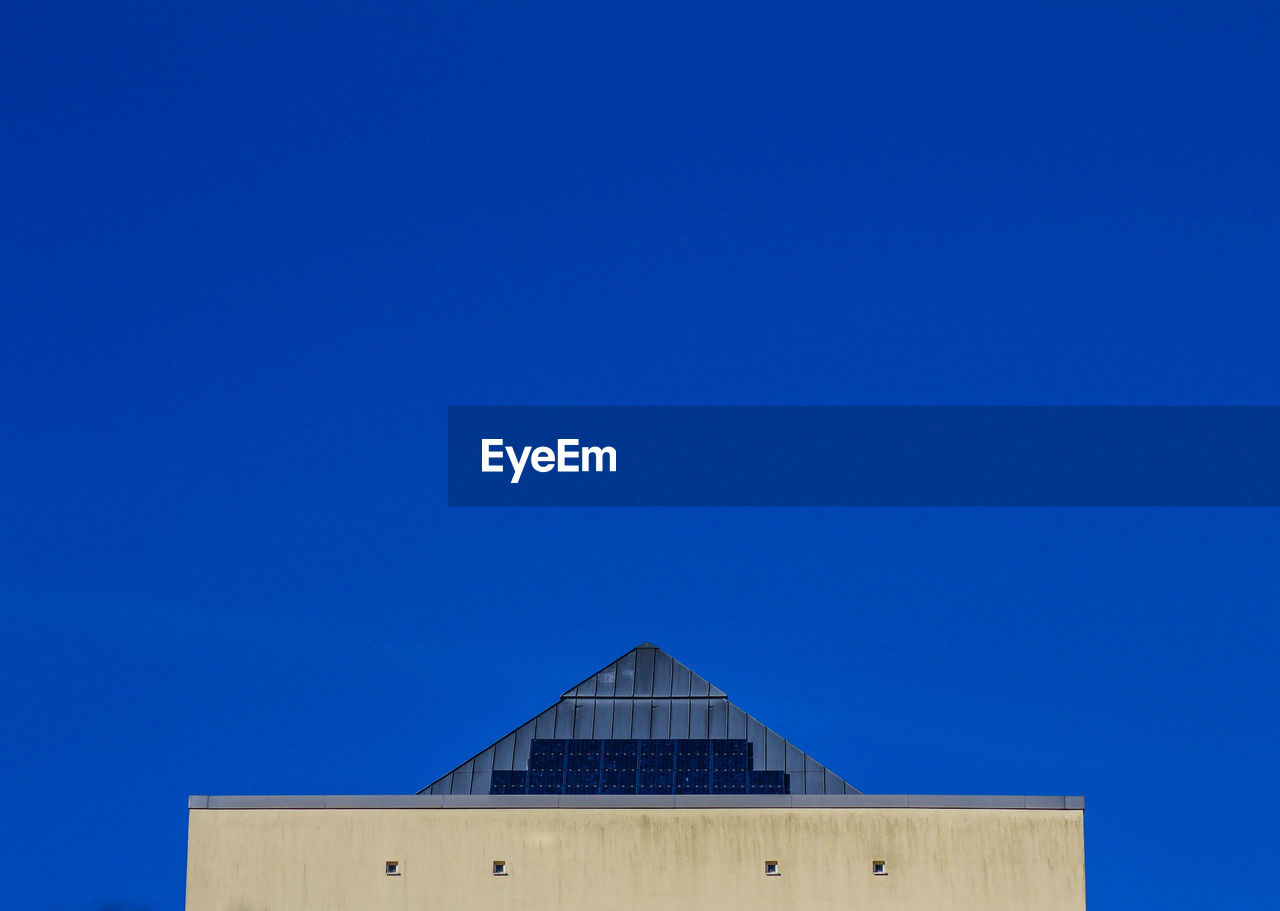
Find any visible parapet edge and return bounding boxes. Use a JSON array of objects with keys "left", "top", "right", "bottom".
[{"left": 190, "top": 794, "right": 1084, "bottom": 810}]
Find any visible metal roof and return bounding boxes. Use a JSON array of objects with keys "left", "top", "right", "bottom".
[{"left": 419, "top": 643, "right": 861, "bottom": 795}]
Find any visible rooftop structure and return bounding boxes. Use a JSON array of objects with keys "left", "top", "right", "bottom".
[{"left": 420, "top": 642, "right": 857, "bottom": 796}]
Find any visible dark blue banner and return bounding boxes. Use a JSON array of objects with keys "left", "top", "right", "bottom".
[{"left": 447, "top": 406, "right": 1280, "bottom": 506}]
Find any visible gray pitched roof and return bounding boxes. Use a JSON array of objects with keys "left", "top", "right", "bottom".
[{"left": 419, "top": 643, "right": 860, "bottom": 795}]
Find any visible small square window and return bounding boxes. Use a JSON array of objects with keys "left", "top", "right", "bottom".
[
  {"left": 385, "top": 861, "right": 400, "bottom": 876},
  {"left": 764, "top": 861, "right": 779, "bottom": 876},
  {"left": 493, "top": 860, "right": 507, "bottom": 876},
  {"left": 872, "top": 860, "right": 887, "bottom": 876}
]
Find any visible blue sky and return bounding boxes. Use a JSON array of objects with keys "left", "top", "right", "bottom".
[{"left": 2, "top": 2, "right": 1278, "bottom": 908}]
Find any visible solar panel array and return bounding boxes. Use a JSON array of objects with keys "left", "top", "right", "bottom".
[{"left": 489, "top": 738, "right": 790, "bottom": 795}]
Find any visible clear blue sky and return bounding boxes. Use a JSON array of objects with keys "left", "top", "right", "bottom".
[{"left": 2, "top": 3, "right": 1278, "bottom": 909}]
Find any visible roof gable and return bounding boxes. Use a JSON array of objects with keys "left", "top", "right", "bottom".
[{"left": 420, "top": 644, "right": 859, "bottom": 796}]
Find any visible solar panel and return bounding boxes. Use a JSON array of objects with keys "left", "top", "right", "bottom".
[
  {"left": 674, "top": 770, "right": 710, "bottom": 793},
  {"left": 489, "top": 770, "right": 528, "bottom": 794},
  {"left": 676, "top": 740, "right": 711, "bottom": 770},
  {"left": 529, "top": 739, "right": 567, "bottom": 771},
  {"left": 565, "top": 770, "right": 600, "bottom": 793},
  {"left": 638, "top": 769, "right": 674, "bottom": 793},
  {"left": 527, "top": 770, "right": 565, "bottom": 794},
  {"left": 490, "top": 739, "right": 789, "bottom": 795},
  {"left": 601, "top": 770, "right": 638, "bottom": 793},
  {"left": 710, "top": 770, "right": 747, "bottom": 793},
  {"left": 748, "top": 770, "right": 789, "bottom": 794},
  {"left": 601, "top": 739, "right": 638, "bottom": 771}
]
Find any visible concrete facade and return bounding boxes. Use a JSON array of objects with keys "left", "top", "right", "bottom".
[{"left": 185, "top": 797, "right": 1086, "bottom": 911}]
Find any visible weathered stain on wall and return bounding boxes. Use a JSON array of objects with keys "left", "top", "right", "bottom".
[{"left": 187, "top": 807, "right": 1085, "bottom": 911}]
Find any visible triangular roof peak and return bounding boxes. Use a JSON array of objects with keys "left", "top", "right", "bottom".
[
  {"left": 421, "top": 643, "right": 859, "bottom": 797},
  {"left": 561, "top": 643, "right": 726, "bottom": 699}
]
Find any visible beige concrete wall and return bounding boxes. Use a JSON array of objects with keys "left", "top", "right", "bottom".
[{"left": 186, "top": 807, "right": 1085, "bottom": 911}]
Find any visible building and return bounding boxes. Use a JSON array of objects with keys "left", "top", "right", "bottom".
[{"left": 186, "top": 643, "right": 1086, "bottom": 910}]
